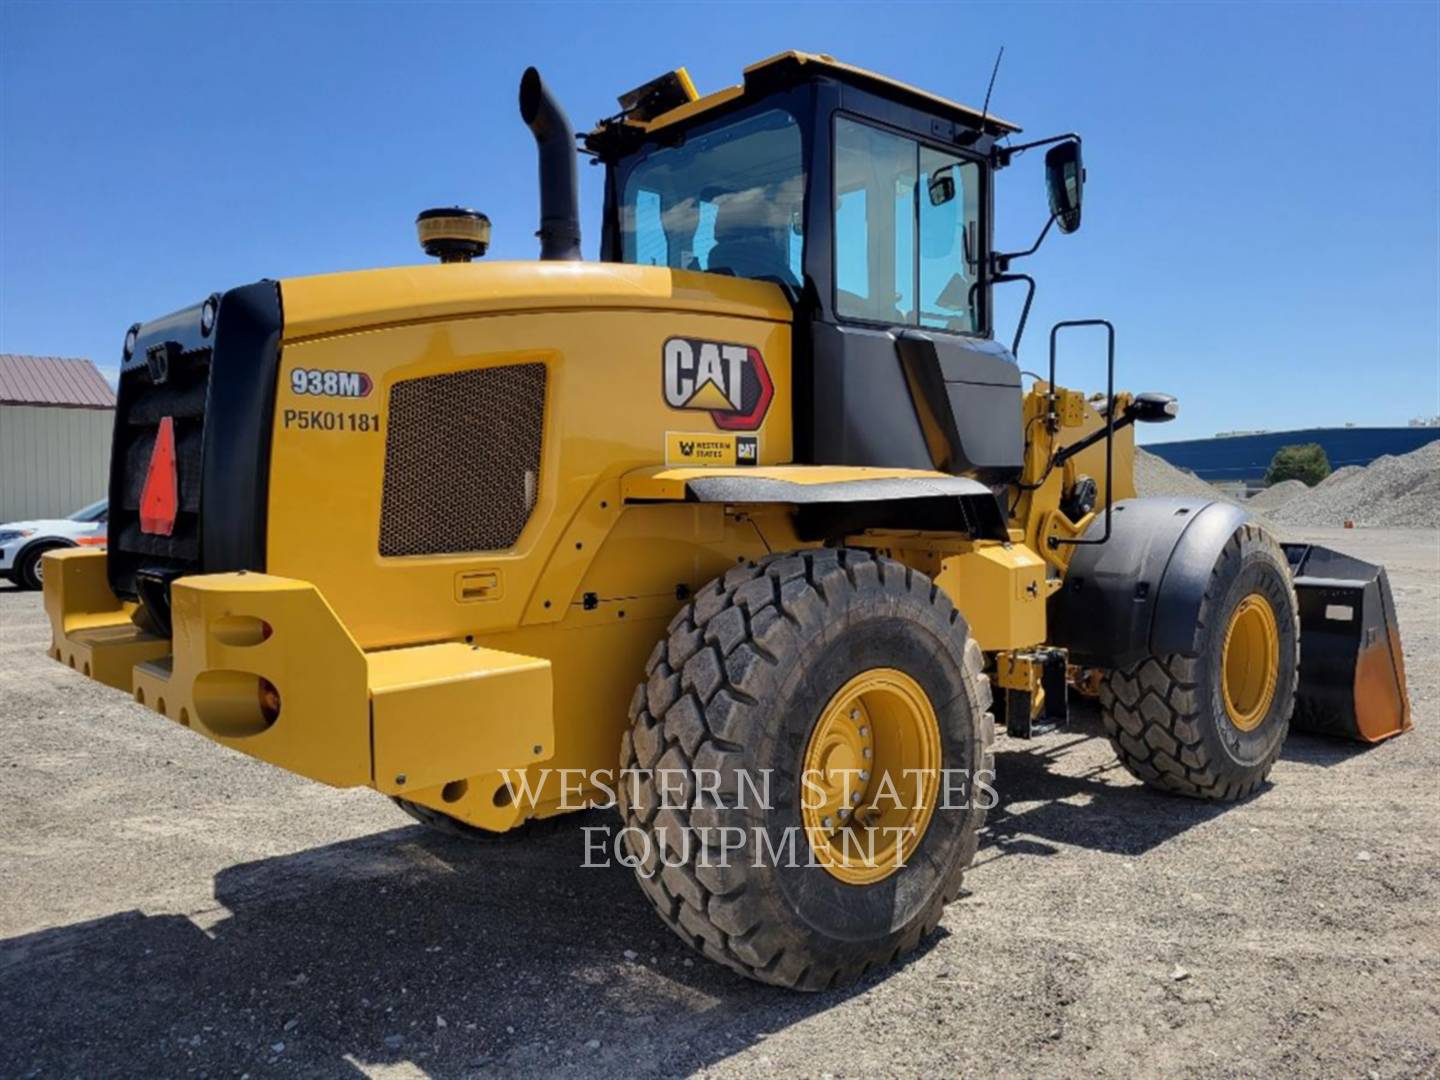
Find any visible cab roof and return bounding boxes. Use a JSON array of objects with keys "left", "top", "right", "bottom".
[{"left": 591, "top": 51, "right": 1020, "bottom": 144}]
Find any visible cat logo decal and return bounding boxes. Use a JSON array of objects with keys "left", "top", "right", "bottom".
[{"left": 661, "top": 338, "right": 773, "bottom": 430}]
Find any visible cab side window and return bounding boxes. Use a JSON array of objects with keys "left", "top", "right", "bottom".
[
  {"left": 834, "top": 118, "right": 915, "bottom": 324},
  {"left": 919, "top": 147, "right": 981, "bottom": 332},
  {"left": 834, "top": 117, "right": 982, "bottom": 333}
]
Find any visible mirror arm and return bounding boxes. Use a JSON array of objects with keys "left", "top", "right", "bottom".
[
  {"left": 993, "top": 131, "right": 1082, "bottom": 169},
  {"left": 993, "top": 212, "right": 1056, "bottom": 273},
  {"left": 1053, "top": 408, "right": 1137, "bottom": 469}
]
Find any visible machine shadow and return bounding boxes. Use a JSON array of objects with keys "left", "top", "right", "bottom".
[
  {"left": 4, "top": 705, "right": 1305, "bottom": 1077},
  {"left": 1279, "top": 730, "right": 1376, "bottom": 768},
  {"left": 978, "top": 704, "right": 1242, "bottom": 863},
  {"left": 0, "top": 811, "right": 915, "bottom": 1078}
]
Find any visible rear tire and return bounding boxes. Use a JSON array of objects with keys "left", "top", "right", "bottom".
[
  {"left": 619, "top": 548, "right": 994, "bottom": 991},
  {"left": 1100, "top": 523, "right": 1298, "bottom": 800},
  {"left": 14, "top": 543, "right": 64, "bottom": 591}
]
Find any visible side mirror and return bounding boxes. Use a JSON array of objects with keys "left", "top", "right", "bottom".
[
  {"left": 1127, "top": 392, "right": 1178, "bottom": 423},
  {"left": 927, "top": 166, "right": 956, "bottom": 206},
  {"left": 1044, "top": 140, "right": 1084, "bottom": 234}
]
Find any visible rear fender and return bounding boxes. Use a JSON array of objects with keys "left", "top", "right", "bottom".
[
  {"left": 621, "top": 465, "right": 1009, "bottom": 540},
  {"left": 1048, "top": 497, "right": 1250, "bottom": 669}
]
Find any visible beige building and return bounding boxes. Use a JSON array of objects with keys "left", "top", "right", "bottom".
[{"left": 0, "top": 355, "right": 116, "bottom": 522}]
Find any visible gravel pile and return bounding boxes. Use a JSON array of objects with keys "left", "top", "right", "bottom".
[
  {"left": 1272, "top": 441, "right": 1440, "bottom": 528},
  {"left": 1246, "top": 479, "right": 1309, "bottom": 511},
  {"left": 1319, "top": 464, "right": 1363, "bottom": 487},
  {"left": 1131, "top": 449, "right": 1283, "bottom": 529},
  {"left": 1133, "top": 448, "right": 1234, "bottom": 503}
]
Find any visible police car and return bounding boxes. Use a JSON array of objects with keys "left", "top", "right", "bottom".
[{"left": 0, "top": 499, "right": 107, "bottom": 590}]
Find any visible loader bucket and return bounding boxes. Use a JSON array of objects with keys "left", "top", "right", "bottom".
[{"left": 1282, "top": 543, "right": 1412, "bottom": 743}]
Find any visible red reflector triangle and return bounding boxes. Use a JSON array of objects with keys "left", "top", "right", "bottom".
[{"left": 139, "top": 416, "right": 179, "bottom": 536}]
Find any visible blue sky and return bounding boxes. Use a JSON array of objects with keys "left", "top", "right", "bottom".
[{"left": 2, "top": 1, "right": 1436, "bottom": 441}]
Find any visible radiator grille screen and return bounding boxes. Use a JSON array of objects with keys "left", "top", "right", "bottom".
[{"left": 379, "top": 364, "right": 547, "bottom": 557}]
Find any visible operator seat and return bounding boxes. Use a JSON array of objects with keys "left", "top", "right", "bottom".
[{"left": 705, "top": 195, "right": 798, "bottom": 287}]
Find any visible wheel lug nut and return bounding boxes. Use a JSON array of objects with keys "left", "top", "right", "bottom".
[
  {"left": 858, "top": 726, "right": 869, "bottom": 737},
  {"left": 851, "top": 792, "right": 861, "bottom": 804},
  {"left": 822, "top": 816, "right": 832, "bottom": 828},
  {"left": 838, "top": 808, "right": 850, "bottom": 819},
  {"left": 860, "top": 770, "right": 870, "bottom": 782},
  {"left": 862, "top": 748, "right": 872, "bottom": 759},
  {"left": 850, "top": 709, "right": 861, "bottom": 720}
]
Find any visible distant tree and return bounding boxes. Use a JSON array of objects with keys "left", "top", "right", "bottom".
[{"left": 1265, "top": 443, "right": 1331, "bottom": 487}]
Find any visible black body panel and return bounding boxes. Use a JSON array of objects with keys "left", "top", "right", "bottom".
[
  {"left": 807, "top": 321, "right": 933, "bottom": 469},
  {"left": 806, "top": 322, "right": 1023, "bottom": 483},
  {"left": 1047, "top": 497, "right": 1250, "bottom": 669},
  {"left": 201, "top": 283, "right": 283, "bottom": 576},
  {"left": 895, "top": 330, "right": 1022, "bottom": 481},
  {"left": 107, "top": 281, "right": 282, "bottom": 601}
]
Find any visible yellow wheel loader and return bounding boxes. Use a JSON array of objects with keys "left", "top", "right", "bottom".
[{"left": 44, "top": 52, "right": 1412, "bottom": 990}]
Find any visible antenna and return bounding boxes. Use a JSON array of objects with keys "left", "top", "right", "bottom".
[{"left": 978, "top": 45, "right": 1004, "bottom": 134}]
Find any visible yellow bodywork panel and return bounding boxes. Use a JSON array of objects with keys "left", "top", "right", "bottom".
[
  {"left": 847, "top": 534, "right": 1047, "bottom": 653},
  {"left": 1010, "top": 383, "right": 1137, "bottom": 572},
  {"left": 369, "top": 644, "right": 553, "bottom": 796},
  {"left": 934, "top": 543, "right": 1048, "bottom": 652},
  {"left": 46, "top": 266, "right": 810, "bottom": 831},
  {"left": 396, "top": 501, "right": 800, "bottom": 829},
  {"left": 269, "top": 266, "right": 793, "bottom": 651},
  {"left": 43, "top": 548, "right": 167, "bottom": 689},
  {"left": 921, "top": 542, "right": 1048, "bottom": 652},
  {"left": 43, "top": 550, "right": 555, "bottom": 796},
  {"left": 280, "top": 261, "right": 790, "bottom": 342},
  {"left": 141, "top": 571, "right": 371, "bottom": 787},
  {"left": 631, "top": 51, "right": 1020, "bottom": 138}
]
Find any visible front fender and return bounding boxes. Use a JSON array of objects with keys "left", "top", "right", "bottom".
[{"left": 1048, "top": 497, "right": 1251, "bottom": 669}]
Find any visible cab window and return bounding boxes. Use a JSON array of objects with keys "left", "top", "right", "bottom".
[
  {"left": 621, "top": 108, "right": 804, "bottom": 287},
  {"left": 834, "top": 116, "right": 983, "bottom": 332},
  {"left": 834, "top": 118, "right": 915, "bottom": 323}
]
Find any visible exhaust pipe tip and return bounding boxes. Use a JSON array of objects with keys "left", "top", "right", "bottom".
[
  {"left": 519, "top": 66, "right": 581, "bottom": 262},
  {"left": 518, "top": 66, "right": 543, "bottom": 126}
]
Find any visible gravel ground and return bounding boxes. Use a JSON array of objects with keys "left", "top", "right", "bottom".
[{"left": 2, "top": 527, "right": 1437, "bottom": 1078}]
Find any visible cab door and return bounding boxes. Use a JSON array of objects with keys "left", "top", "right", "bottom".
[{"left": 806, "top": 112, "right": 1022, "bottom": 483}]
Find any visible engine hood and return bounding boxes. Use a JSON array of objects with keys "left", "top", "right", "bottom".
[{"left": 279, "top": 261, "right": 792, "bottom": 343}]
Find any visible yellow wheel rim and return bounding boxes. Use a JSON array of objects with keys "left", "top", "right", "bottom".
[
  {"left": 1221, "top": 593, "right": 1280, "bottom": 732},
  {"left": 801, "top": 668, "right": 941, "bottom": 886}
]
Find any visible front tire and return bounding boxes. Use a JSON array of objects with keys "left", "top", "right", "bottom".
[
  {"left": 1100, "top": 523, "right": 1299, "bottom": 800},
  {"left": 619, "top": 548, "right": 994, "bottom": 991}
]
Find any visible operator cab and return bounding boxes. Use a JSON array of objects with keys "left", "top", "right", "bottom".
[{"left": 586, "top": 52, "right": 1031, "bottom": 481}]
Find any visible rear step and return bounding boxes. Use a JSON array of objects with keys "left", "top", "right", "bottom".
[{"left": 1282, "top": 543, "right": 1412, "bottom": 743}]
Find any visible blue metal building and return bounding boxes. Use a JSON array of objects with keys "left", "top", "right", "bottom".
[{"left": 1144, "top": 427, "right": 1440, "bottom": 485}]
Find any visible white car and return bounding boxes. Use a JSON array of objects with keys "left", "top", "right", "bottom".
[{"left": 0, "top": 498, "right": 108, "bottom": 590}]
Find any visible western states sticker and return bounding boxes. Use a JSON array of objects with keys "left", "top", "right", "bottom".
[{"left": 665, "top": 432, "right": 759, "bottom": 467}]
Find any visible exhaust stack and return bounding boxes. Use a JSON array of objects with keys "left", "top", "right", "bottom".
[{"left": 519, "top": 67, "right": 581, "bottom": 261}]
